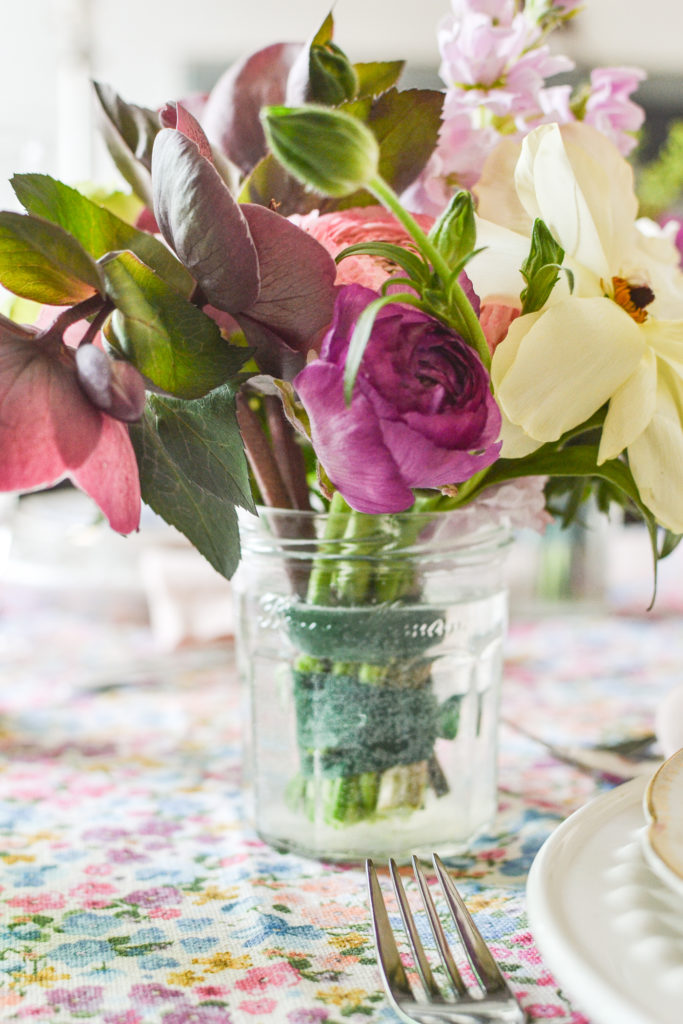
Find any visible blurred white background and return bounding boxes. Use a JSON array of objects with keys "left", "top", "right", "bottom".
[{"left": 1, "top": 0, "right": 681, "bottom": 209}]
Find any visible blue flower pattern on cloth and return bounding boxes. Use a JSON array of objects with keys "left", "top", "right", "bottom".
[{"left": 1, "top": 600, "right": 673, "bottom": 1023}]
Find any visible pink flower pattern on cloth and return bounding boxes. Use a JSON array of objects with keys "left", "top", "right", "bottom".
[{"left": 1, "top": 580, "right": 678, "bottom": 1022}]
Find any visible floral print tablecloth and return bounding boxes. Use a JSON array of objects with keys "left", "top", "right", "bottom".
[{"left": 0, "top": 575, "right": 679, "bottom": 1024}]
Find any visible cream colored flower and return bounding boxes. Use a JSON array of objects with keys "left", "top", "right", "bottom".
[{"left": 469, "top": 121, "right": 683, "bottom": 531}]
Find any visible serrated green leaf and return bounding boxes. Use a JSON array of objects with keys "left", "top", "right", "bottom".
[
  {"left": 367, "top": 88, "right": 444, "bottom": 194},
  {"left": 354, "top": 61, "right": 405, "bottom": 99},
  {"left": 11, "top": 173, "right": 193, "bottom": 296},
  {"left": 0, "top": 210, "right": 103, "bottom": 304},
  {"left": 129, "top": 387, "right": 255, "bottom": 579},
  {"left": 101, "top": 251, "right": 247, "bottom": 398}
]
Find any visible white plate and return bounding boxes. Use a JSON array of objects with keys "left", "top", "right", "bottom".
[
  {"left": 642, "top": 747, "right": 683, "bottom": 898},
  {"left": 527, "top": 777, "right": 683, "bottom": 1024}
]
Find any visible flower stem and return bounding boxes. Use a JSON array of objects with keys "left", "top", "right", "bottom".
[
  {"left": 38, "top": 294, "right": 108, "bottom": 345},
  {"left": 368, "top": 174, "right": 490, "bottom": 367},
  {"left": 235, "top": 393, "right": 292, "bottom": 509},
  {"left": 305, "top": 490, "right": 350, "bottom": 605},
  {"left": 264, "top": 395, "right": 311, "bottom": 511}
]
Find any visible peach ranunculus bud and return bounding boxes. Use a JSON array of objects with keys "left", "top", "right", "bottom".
[
  {"left": 289, "top": 206, "right": 434, "bottom": 290},
  {"left": 479, "top": 300, "right": 520, "bottom": 354}
]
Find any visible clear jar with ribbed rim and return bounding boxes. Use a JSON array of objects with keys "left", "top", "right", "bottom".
[{"left": 232, "top": 502, "right": 512, "bottom": 863}]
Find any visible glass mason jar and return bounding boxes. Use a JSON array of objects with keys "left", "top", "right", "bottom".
[{"left": 233, "top": 503, "right": 512, "bottom": 863}]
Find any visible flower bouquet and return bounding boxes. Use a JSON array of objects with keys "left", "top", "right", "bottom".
[{"left": 1, "top": 1, "right": 682, "bottom": 858}]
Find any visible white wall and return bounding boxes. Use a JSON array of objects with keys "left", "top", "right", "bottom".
[{"left": 1, "top": 0, "right": 682, "bottom": 209}]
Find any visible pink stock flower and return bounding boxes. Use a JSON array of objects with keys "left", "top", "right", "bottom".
[
  {"left": 438, "top": 1, "right": 572, "bottom": 119},
  {"left": 583, "top": 67, "right": 646, "bottom": 155},
  {"left": 294, "top": 285, "right": 501, "bottom": 514},
  {"left": 403, "top": 111, "right": 499, "bottom": 211},
  {"left": 406, "top": 1, "right": 575, "bottom": 211},
  {"left": 0, "top": 316, "right": 141, "bottom": 533},
  {"left": 289, "top": 206, "right": 433, "bottom": 289}
]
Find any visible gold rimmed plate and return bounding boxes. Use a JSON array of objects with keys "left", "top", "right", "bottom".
[{"left": 642, "top": 746, "right": 683, "bottom": 897}]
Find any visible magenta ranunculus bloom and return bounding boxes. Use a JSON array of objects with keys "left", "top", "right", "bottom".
[{"left": 294, "top": 285, "right": 501, "bottom": 513}]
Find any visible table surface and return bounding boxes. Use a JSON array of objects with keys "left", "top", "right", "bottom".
[{"left": 1, "top": 510, "right": 681, "bottom": 1024}]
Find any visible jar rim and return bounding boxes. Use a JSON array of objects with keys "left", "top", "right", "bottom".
[{"left": 237, "top": 503, "right": 514, "bottom": 557}]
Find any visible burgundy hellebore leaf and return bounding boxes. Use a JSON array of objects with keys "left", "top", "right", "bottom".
[
  {"left": 159, "top": 102, "right": 213, "bottom": 160},
  {"left": 153, "top": 129, "right": 260, "bottom": 312},
  {"left": 152, "top": 127, "right": 337, "bottom": 362},
  {"left": 0, "top": 315, "right": 141, "bottom": 532},
  {"left": 200, "top": 42, "right": 303, "bottom": 174},
  {"left": 294, "top": 285, "right": 502, "bottom": 514}
]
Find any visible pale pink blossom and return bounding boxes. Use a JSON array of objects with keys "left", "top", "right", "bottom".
[
  {"left": 6, "top": 892, "right": 66, "bottom": 912},
  {"left": 239, "top": 999, "right": 277, "bottom": 1016},
  {"left": 402, "top": 108, "right": 500, "bottom": 212},
  {"left": 474, "top": 477, "right": 553, "bottom": 533},
  {"left": 438, "top": 1, "right": 572, "bottom": 119},
  {"left": 235, "top": 962, "right": 301, "bottom": 992},
  {"left": 583, "top": 67, "right": 646, "bottom": 155}
]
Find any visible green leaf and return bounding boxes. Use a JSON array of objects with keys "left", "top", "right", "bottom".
[
  {"left": 343, "top": 291, "right": 422, "bottom": 402},
  {"left": 354, "top": 61, "right": 405, "bottom": 99},
  {"left": 659, "top": 529, "right": 682, "bottom": 559},
  {"left": 92, "top": 81, "right": 159, "bottom": 206},
  {"left": 335, "top": 240, "right": 429, "bottom": 283},
  {"left": 468, "top": 444, "right": 663, "bottom": 604},
  {"left": 11, "top": 173, "right": 193, "bottom": 296},
  {"left": 0, "top": 210, "right": 103, "bottom": 304},
  {"left": 101, "top": 251, "right": 247, "bottom": 398},
  {"left": 129, "top": 387, "right": 255, "bottom": 580},
  {"left": 367, "top": 88, "right": 444, "bottom": 194},
  {"left": 311, "top": 10, "right": 334, "bottom": 46},
  {"left": 429, "top": 191, "right": 476, "bottom": 268}
]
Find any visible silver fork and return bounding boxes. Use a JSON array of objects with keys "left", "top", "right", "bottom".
[{"left": 366, "top": 854, "right": 527, "bottom": 1024}]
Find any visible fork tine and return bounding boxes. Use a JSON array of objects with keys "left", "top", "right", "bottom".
[
  {"left": 366, "top": 859, "right": 415, "bottom": 1007},
  {"left": 411, "top": 856, "right": 468, "bottom": 997},
  {"left": 432, "top": 853, "right": 509, "bottom": 995},
  {"left": 388, "top": 858, "right": 444, "bottom": 1000}
]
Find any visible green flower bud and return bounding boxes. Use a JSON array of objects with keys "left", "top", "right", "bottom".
[{"left": 261, "top": 105, "right": 379, "bottom": 197}]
